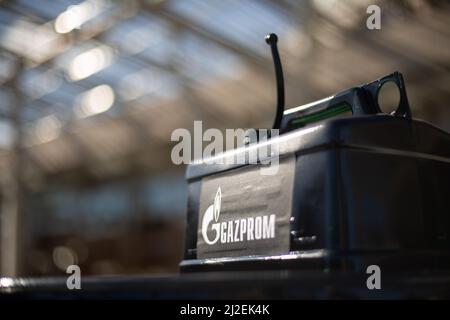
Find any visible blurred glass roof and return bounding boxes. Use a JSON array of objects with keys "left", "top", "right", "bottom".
[{"left": 0, "top": 0, "right": 449, "bottom": 180}]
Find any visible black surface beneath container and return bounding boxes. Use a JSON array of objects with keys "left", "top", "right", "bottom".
[{"left": 1, "top": 271, "right": 450, "bottom": 300}]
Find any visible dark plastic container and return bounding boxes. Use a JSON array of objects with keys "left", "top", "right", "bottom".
[{"left": 180, "top": 115, "right": 450, "bottom": 272}]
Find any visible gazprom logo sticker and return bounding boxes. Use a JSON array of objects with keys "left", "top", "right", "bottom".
[{"left": 201, "top": 187, "right": 276, "bottom": 246}]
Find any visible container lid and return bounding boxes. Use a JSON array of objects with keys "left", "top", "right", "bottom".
[{"left": 186, "top": 115, "right": 450, "bottom": 181}]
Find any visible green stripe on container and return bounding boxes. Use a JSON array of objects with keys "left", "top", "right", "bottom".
[{"left": 290, "top": 103, "right": 352, "bottom": 128}]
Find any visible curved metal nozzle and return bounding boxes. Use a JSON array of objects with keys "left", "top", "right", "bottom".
[{"left": 265, "top": 33, "right": 285, "bottom": 130}]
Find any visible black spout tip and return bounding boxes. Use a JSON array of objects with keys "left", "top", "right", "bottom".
[{"left": 265, "top": 33, "right": 278, "bottom": 45}]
